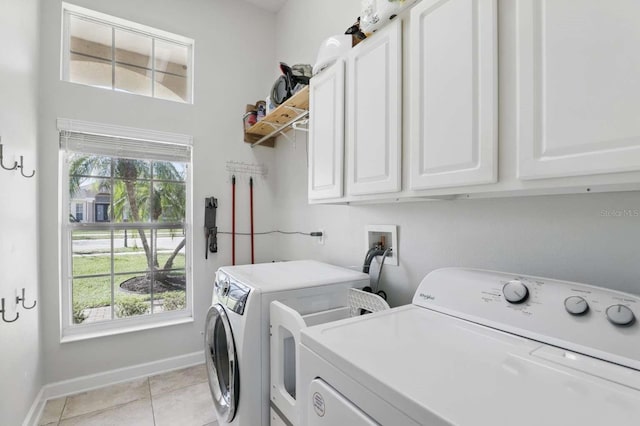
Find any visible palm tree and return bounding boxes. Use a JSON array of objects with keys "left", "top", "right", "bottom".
[{"left": 69, "top": 155, "right": 186, "bottom": 284}]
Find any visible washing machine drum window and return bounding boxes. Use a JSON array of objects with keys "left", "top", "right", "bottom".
[{"left": 205, "top": 304, "right": 240, "bottom": 423}]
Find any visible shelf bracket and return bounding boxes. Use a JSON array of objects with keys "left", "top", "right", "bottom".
[
  {"left": 251, "top": 110, "right": 309, "bottom": 148},
  {"left": 279, "top": 131, "right": 293, "bottom": 143},
  {"left": 262, "top": 122, "right": 285, "bottom": 132},
  {"left": 283, "top": 106, "right": 307, "bottom": 115},
  {"left": 292, "top": 119, "right": 309, "bottom": 132}
]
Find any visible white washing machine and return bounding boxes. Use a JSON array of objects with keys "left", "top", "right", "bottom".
[
  {"left": 204, "top": 260, "right": 369, "bottom": 426},
  {"left": 299, "top": 268, "right": 640, "bottom": 425}
]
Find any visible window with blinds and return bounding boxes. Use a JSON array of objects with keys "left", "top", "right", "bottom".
[{"left": 59, "top": 123, "right": 192, "bottom": 337}]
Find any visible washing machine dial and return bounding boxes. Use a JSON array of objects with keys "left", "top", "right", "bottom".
[
  {"left": 606, "top": 304, "right": 635, "bottom": 326},
  {"left": 564, "top": 296, "right": 589, "bottom": 316},
  {"left": 217, "top": 278, "right": 230, "bottom": 297},
  {"left": 502, "top": 280, "right": 529, "bottom": 304}
]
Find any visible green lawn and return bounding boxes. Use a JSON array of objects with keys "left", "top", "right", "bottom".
[{"left": 72, "top": 252, "right": 185, "bottom": 308}]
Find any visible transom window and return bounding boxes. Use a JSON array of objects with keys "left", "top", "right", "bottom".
[
  {"left": 59, "top": 120, "right": 193, "bottom": 340},
  {"left": 61, "top": 3, "right": 194, "bottom": 103}
]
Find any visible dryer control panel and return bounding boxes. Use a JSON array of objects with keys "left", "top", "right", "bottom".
[
  {"left": 413, "top": 268, "right": 640, "bottom": 371},
  {"left": 214, "top": 271, "right": 250, "bottom": 315}
]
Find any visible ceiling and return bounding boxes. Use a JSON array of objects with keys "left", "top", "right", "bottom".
[{"left": 242, "top": 0, "right": 287, "bottom": 13}]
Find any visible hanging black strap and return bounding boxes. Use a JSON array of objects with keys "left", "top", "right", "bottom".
[{"left": 205, "top": 197, "right": 218, "bottom": 259}]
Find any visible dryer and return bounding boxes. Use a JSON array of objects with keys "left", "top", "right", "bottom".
[
  {"left": 299, "top": 268, "right": 640, "bottom": 425},
  {"left": 204, "top": 260, "right": 369, "bottom": 426}
]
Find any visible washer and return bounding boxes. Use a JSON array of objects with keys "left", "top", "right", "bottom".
[
  {"left": 204, "top": 260, "right": 369, "bottom": 426},
  {"left": 299, "top": 268, "right": 640, "bottom": 425}
]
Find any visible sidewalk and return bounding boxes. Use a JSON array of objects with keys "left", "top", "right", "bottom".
[{"left": 83, "top": 300, "right": 166, "bottom": 323}]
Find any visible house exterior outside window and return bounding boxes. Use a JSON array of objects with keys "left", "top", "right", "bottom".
[
  {"left": 94, "top": 194, "right": 111, "bottom": 222},
  {"left": 74, "top": 203, "right": 84, "bottom": 222}
]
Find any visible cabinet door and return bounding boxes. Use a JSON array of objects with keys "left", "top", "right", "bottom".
[
  {"left": 308, "top": 60, "right": 345, "bottom": 201},
  {"left": 346, "top": 20, "right": 402, "bottom": 196},
  {"left": 409, "top": 0, "right": 497, "bottom": 190},
  {"left": 517, "top": 0, "right": 640, "bottom": 180}
]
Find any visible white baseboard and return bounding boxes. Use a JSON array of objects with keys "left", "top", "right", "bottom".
[
  {"left": 23, "top": 350, "right": 204, "bottom": 426},
  {"left": 22, "top": 387, "right": 46, "bottom": 426}
]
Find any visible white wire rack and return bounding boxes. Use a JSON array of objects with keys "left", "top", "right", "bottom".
[{"left": 225, "top": 160, "right": 268, "bottom": 178}]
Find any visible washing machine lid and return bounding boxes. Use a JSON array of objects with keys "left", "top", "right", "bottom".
[
  {"left": 301, "top": 306, "right": 640, "bottom": 426},
  {"left": 218, "top": 260, "right": 369, "bottom": 292}
]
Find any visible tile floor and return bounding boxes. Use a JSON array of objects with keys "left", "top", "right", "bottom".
[{"left": 38, "top": 364, "right": 218, "bottom": 426}]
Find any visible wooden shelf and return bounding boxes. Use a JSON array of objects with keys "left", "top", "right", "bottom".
[{"left": 244, "top": 86, "right": 309, "bottom": 148}]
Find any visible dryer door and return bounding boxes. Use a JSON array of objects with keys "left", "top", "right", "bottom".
[
  {"left": 308, "top": 378, "right": 378, "bottom": 425},
  {"left": 205, "top": 304, "right": 240, "bottom": 423}
]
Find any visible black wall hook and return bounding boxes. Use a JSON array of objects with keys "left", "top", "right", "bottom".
[
  {"left": 16, "top": 288, "right": 36, "bottom": 310},
  {"left": 1, "top": 298, "right": 19, "bottom": 323},
  {"left": 205, "top": 197, "right": 218, "bottom": 259},
  {"left": 18, "top": 156, "right": 35, "bottom": 178},
  {"left": 0, "top": 142, "right": 18, "bottom": 171}
]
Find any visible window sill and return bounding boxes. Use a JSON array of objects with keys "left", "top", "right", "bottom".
[{"left": 61, "top": 314, "right": 194, "bottom": 344}]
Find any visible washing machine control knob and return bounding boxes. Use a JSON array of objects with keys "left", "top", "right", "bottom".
[
  {"left": 215, "top": 277, "right": 229, "bottom": 296},
  {"left": 606, "top": 304, "right": 635, "bottom": 326},
  {"left": 502, "top": 280, "right": 529, "bottom": 304},
  {"left": 564, "top": 296, "right": 589, "bottom": 316}
]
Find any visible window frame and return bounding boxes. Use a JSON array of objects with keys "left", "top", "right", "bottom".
[
  {"left": 60, "top": 2, "right": 195, "bottom": 104},
  {"left": 58, "top": 118, "right": 194, "bottom": 342}
]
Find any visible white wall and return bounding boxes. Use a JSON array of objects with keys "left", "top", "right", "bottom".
[
  {"left": 0, "top": 0, "right": 43, "bottom": 423},
  {"left": 272, "top": 0, "right": 640, "bottom": 306},
  {"left": 38, "top": 0, "right": 279, "bottom": 383},
  {"left": 20, "top": 0, "right": 640, "bottom": 403}
]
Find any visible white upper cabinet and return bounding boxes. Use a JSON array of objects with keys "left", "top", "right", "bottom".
[
  {"left": 346, "top": 20, "right": 402, "bottom": 196},
  {"left": 409, "top": 0, "right": 498, "bottom": 190},
  {"left": 517, "top": 0, "right": 640, "bottom": 180},
  {"left": 308, "top": 60, "right": 345, "bottom": 201}
]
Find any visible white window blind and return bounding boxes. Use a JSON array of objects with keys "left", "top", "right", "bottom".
[{"left": 60, "top": 130, "right": 191, "bottom": 163}]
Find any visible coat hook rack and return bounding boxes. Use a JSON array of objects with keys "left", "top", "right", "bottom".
[
  {"left": 1, "top": 298, "right": 19, "bottom": 323},
  {"left": 225, "top": 160, "right": 268, "bottom": 177},
  {"left": 16, "top": 288, "right": 36, "bottom": 310},
  {"left": 0, "top": 138, "right": 36, "bottom": 178}
]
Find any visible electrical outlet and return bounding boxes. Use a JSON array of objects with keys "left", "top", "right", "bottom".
[
  {"left": 365, "top": 225, "right": 398, "bottom": 266},
  {"left": 318, "top": 229, "right": 325, "bottom": 245}
]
